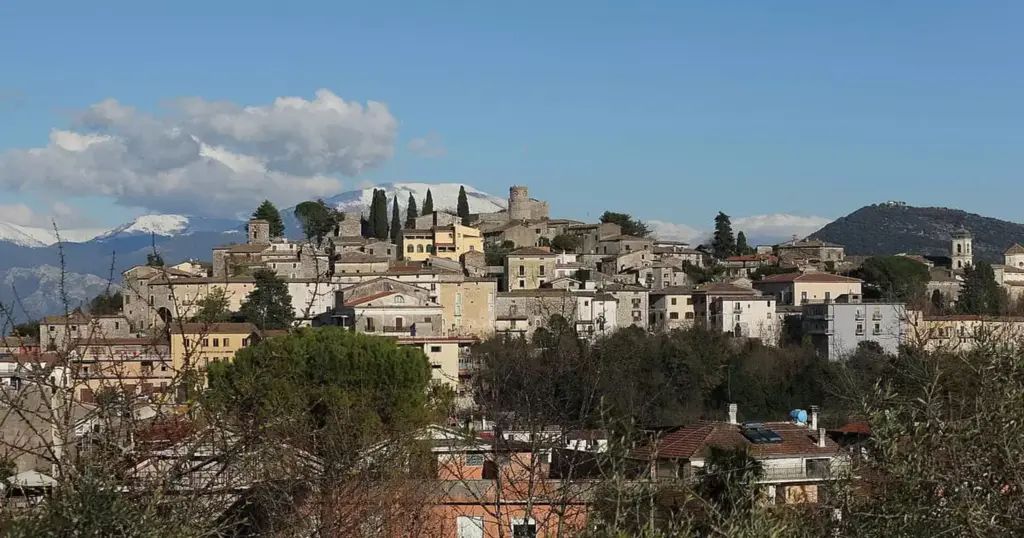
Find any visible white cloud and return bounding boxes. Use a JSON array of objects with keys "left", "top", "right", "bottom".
[
  {"left": 0, "top": 203, "right": 39, "bottom": 227},
  {"left": 0, "top": 89, "right": 399, "bottom": 217},
  {"left": 647, "top": 220, "right": 702, "bottom": 243},
  {"left": 0, "top": 201, "right": 97, "bottom": 229},
  {"left": 647, "top": 214, "right": 833, "bottom": 246},
  {"left": 406, "top": 132, "right": 448, "bottom": 158}
]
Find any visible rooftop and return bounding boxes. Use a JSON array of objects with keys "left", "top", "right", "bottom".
[
  {"left": 169, "top": 323, "right": 256, "bottom": 335},
  {"left": 632, "top": 420, "right": 838, "bottom": 460},
  {"left": 508, "top": 246, "right": 556, "bottom": 257},
  {"left": 757, "top": 272, "right": 862, "bottom": 284},
  {"left": 1005, "top": 244, "right": 1024, "bottom": 256}
]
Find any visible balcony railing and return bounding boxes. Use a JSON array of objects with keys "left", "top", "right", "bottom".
[{"left": 758, "top": 463, "right": 833, "bottom": 482}]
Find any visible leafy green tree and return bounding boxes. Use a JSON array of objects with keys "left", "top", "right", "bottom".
[
  {"left": 87, "top": 291, "right": 123, "bottom": 315},
  {"left": 146, "top": 252, "right": 165, "bottom": 267},
  {"left": 735, "top": 231, "right": 752, "bottom": 255},
  {"left": 711, "top": 211, "right": 736, "bottom": 259},
  {"left": 10, "top": 320, "right": 39, "bottom": 338},
  {"left": 599, "top": 211, "right": 650, "bottom": 238},
  {"left": 390, "top": 194, "right": 401, "bottom": 245},
  {"left": 190, "top": 287, "right": 232, "bottom": 323},
  {"left": 205, "top": 327, "right": 433, "bottom": 462},
  {"left": 957, "top": 261, "right": 1007, "bottom": 315},
  {"left": 250, "top": 200, "right": 285, "bottom": 237},
  {"left": 550, "top": 234, "right": 581, "bottom": 252},
  {"left": 457, "top": 185, "right": 470, "bottom": 226},
  {"left": 854, "top": 255, "right": 931, "bottom": 304},
  {"left": 293, "top": 199, "right": 336, "bottom": 247},
  {"left": 695, "top": 446, "right": 765, "bottom": 517},
  {"left": 405, "top": 192, "right": 418, "bottom": 228},
  {"left": 421, "top": 188, "right": 434, "bottom": 215},
  {"left": 239, "top": 269, "right": 294, "bottom": 330}
]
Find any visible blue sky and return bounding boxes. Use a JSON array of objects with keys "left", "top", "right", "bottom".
[{"left": 1, "top": 1, "right": 1023, "bottom": 229}]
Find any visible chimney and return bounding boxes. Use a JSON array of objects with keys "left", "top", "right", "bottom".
[
  {"left": 817, "top": 427, "right": 827, "bottom": 448},
  {"left": 727, "top": 403, "right": 738, "bottom": 425},
  {"left": 809, "top": 405, "right": 819, "bottom": 431}
]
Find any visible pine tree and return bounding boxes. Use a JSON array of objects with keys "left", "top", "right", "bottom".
[
  {"left": 957, "top": 261, "right": 1007, "bottom": 315},
  {"left": 405, "top": 193, "right": 419, "bottom": 229},
  {"left": 736, "top": 231, "right": 751, "bottom": 256},
  {"left": 390, "top": 194, "right": 401, "bottom": 245},
  {"left": 239, "top": 269, "right": 295, "bottom": 330},
  {"left": 422, "top": 189, "right": 434, "bottom": 215},
  {"left": 373, "top": 190, "right": 390, "bottom": 241},
  {"left": 711, "top": 212, "right": 736, "bottom": 259},
  {"left": 251, "top": 200, "right": 285, "bottom": 237},
  {"left": 457, "top": 185, "right": 470, "bottom": 226}
]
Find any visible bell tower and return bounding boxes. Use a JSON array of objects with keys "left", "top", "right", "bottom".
[{"left": 951, "top": 225, "right": 972, "bottom": 270}]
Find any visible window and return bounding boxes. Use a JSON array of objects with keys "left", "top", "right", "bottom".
[
  {"left": 457, "top": 516, "right": 484, "bottom": 538},
  {"left": 800, "top": 291, "right": 808, "bottom": 303},
  {"left": 873, "top": 323, "right": 881, "bottom": 335},
  {"left": 686, "top": 297, "right": 694, "bottom": 305},
  {"left": 430, "top": 345, "right": 442, "bottom": 353},
  {"left": 632, "top": 298, "right": 641, "bottom": 308},
  {"left": 394, "top": 295, "right": 405, "bottom": 304},
  {"left": 519, "top": 265, "right": 525, "bottom": 276},
  {"left": 242, "top": 338, "right": 249, "bottom": 347},
  {"left": 417, "top": 245, "right": 424, "bottom": 253},
  {"left": 125, "top": 295, "right": 131, "bottom": 304},
  {"left": 212, "top": 338, "right": 220, "bottom": 347},
  {"left": 71, "top": 325, "right": 78, "bottom": 331},
  {"left": 824, "top": 291, "right": 831, "bottom": 303},
  {"left": 48, "top": 326, "right": 55, "bottom": 332},
  {"left": 114, "top": 322, "right": 120, "bottom": 330},
  {"left": 584, "top": 300, "right": 590, "bottom": 306},
  {"left": 855, "top": 323, "right": 864, "bottom": 336},
  {"left": 539, "top": 265, "right": 545, "bottom": 276},
  {"left": 519, "top": 280, "right": 525, "bottom": 289},
  {"left": 669, "top": 312, "right": 679, "bottom": 320},
  {"left": 407, "top": 245, "right": 414, "bottom": 253},
  {"left": 223, "top": 338, "right": 230, "bottom": 347},
  {"left": 202, "top": 338, "right": 209, "bottom": 347},
  {"left": 366, "top": 318, "right": 375, "bottom": 332},
  {"left": 670, "top": 298, "right": 677, "bottom": 306},
  {"left": 685, "top": 312, "right": 695, "bottom": 320},
  {"left": 469, "top": 245, "right": 475, "bottom": 252},
  {"left": 512, "top": 518, "right": 537, "bottom": 538},
  {"left": 465, "top": 454, "right": 485, "bottom": 466}
]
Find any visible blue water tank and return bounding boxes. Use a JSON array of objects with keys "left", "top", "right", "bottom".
[{"left": 789, "top": 409, "right": 808, "bottom": 423}]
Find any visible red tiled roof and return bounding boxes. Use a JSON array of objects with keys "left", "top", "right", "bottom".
[
  {"left": 834, "top": 420, "right": 871, "bottom": 435},
  {"left": 633, "top": 421, "right": 839, "bottom": 460},
  {"left": 344, "top": 290, "right": 397, "bottom": 307},
  {"left": 758, "top": 272, "right": 862, "bottom": 284}
]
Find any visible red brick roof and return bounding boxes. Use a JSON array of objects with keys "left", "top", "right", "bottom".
[
  {"left": 633, "top": 421, "right": 839, "bottom": 460},
  {"left": 343, "top": 290, "right": 397, "bottom": 307},
  {"left": 834, "top": 420, "right": 871, "bottom": 435},
  {"left": 759, "top": 272, "right": 862, "bottom": 284}
]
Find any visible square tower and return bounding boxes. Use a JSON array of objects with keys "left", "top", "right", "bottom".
[
  {"left": 951, "top": 226, "right": 972, "bottom": 270},
  {"left": 248, "top": 219, "right": 271, "bottom": 245}
]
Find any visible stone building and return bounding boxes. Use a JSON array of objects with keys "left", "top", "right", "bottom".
[
  {"left": 494, "top": 289, "right": 580, "bottom": 339},
  {"left": 327, "top": 278, "right": 443, "bottom": 337},
  {"left": 41, "top": 313, "right": 132, "bottom": 353},
  {"left": 504, "top": 247, "right": 558, "bottom": 290},
  {"left": 566, "top": 222, "right": 622, "bottom": 255},
  {"left": 474, "top": 185, "right": 550, "bottom": 225},
  {"left": 775, "top": 239, "right": 845, "bottom": 268}
]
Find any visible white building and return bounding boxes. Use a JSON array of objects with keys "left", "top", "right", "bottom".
[{"left": 708, "top": 295, "right": 779, "bottom": 344}]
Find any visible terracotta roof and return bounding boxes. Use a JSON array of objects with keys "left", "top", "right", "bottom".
[
  {"left": 650, "top": 286, "right": 695, "bottom": 296},
  {"left": 509, "top": 246, "right": 556, "bottom": 256},
  {"left": 343, "top": 290, "right": 397, "bottom": 307},
  {"left": 43, "top": 312, "right": 93, "bottom": 324},
  {"left": 169, "top": 323, "right": 256, "bottom": 335},
  {"left": 633, "top": 421, "right": 839, "bottom": 460},
  {"left": 338, "top": 251, "right": 389, "bottom": 264},
  {"left": 834, "top": 420, "right": 871, "bottom": 435},
  {"left": 758, "top": 272, "right": 862, "bottom": 284}
]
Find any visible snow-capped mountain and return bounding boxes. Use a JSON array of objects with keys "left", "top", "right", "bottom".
[
  {"left": 648, "top": 214, "right": 833, "bottom": 246},
  {"left": 1, "top": 265, "right": 115, "bottom": 323},
  {"left": 321, "top": 182, "right": 507, "bottom": 215},
  {"left": 91, "top": 215, "right": 243, "bottom": 242},
  {"left": 0, "top": 221, "right": 108, "bottom": 248}
]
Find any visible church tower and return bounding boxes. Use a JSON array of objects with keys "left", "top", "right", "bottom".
[{"left": 951, "top": 225, "right": 973, "bottom": 270}]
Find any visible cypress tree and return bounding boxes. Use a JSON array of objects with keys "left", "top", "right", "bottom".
[
  {"left": 457, "top": 185, "right": 470, "bottom": 226},
  {"left": 736, "top": 231, "right": 750, "bottom": 256},
  {"left": 711, "top": 212, "right": 736, "bottom": 259},
  {"left": 390, "top": 194, "right": 401, "bottom": 245},
  {"left": 251, "top": 200, "right": 285, "bottom": 237},
  {"left": 405, "top": 193, "right": 419, "bottom": 229},
  {"left": 374, "top": 190, "right": 390, "bottom": 240},
  {"left": 366, "top": 189, "right": 379, "bottom": 239},
  {"left": 422, "top": 189, "right": 434, "bottom": 215}
]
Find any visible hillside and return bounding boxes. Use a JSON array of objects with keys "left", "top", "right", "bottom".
[{"left": 810, "top": 202, "right": 1024, "bottom": 261}]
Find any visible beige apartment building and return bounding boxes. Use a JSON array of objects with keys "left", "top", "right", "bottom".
[
  {"left": 436, "top": 279, "right": 497, "bottom": 338},
  {"left": 505, "top": 247, "right": 557, "bottom": 290},
  {"left": 904, "top": 313, "right": 1024, "bottom": 352},
  {"left": 753, "top": 273, "right": 863, "bottom": 306},
  {"left": 169, "top": 322, "right": 256, "bottom": 373},
  {"left": 41, "top": 313, "right": 132, "bottom": 352},
  {"left": 71, "top": 338, "right": 173, "bottom": 403},
  {"left": 649, "top": 287, "right": 696, "bottom": 331},
  {"left": 401, "top": 224, "right": 483, "bottom": 262}
]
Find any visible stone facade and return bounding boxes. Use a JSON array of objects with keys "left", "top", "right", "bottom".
[{"left": 504, "top": 247, "right": 558, "bottom": 290}]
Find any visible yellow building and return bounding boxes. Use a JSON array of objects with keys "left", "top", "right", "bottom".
[
  {"left": 71, "top": 338, "right": 174, "bottom": 403},
  {"left": 436, "top": 279, "right": 497, "bottom": 338},
  {"left": 401, "top": 224, "right": 483, "bottom": 262},
  {"left": 169, "top": 322, "right": 256, "bottom": 373},
  {"left": 395, "top": 337, "right": 476, "bottom": 395}
]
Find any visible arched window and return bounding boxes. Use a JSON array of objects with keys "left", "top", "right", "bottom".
[
  {"left": 407, "top": 244, "right": 414, "bottom": 253},
  {"left": 957, "top": 260, "right": 963, "bottom": 268},
  {"left": 417, "top": 245, "right": 424, "bottom": 253},
  {"left": 394, "top": 295, "right": 405, "bottom": 304},
  {"left": 957, "top": 244, "right": 962, "bottom": 255}
]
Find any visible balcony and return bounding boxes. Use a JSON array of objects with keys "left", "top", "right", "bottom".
[{"left": 758, "top": 463, "right": 833, "bottom": 483}]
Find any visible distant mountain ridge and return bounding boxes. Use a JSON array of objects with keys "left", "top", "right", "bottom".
[{"left": 809, "top": 202, "right": 1024, "bottom": 261}]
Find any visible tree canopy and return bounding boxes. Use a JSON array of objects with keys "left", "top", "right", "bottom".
[
  {"left": 206, "top": 327, "right": 433, "bottom": 461},
  {"left": 854, "top": 255, "right": 931, "bottom": 304},
  {"left": 239, "top": 269, "right": 294, "bottom": 330},
  {"left": 957, "top": 261, "right": 1007, "bottom": 315},
  {"left": 457, "top": 185, "right": 470, "bottom": 226},
  {"left": 87, "top": 291, "right": 122, "bottom": 315},
  {"left": 10, "top": 321, "right": 39, "bottom": 339},
  {"left": 550, "top": 234, "right": 581, "bottom": 253},
  {"left": 421, "top": 189, "right": 434, "bottom": 215},
  {"left": 712, "top": 211, "right": 736, "bottom": 259},
  {"left": 251, "top": 200, "right": 285, "bottom": 237},
  {"left": 293, "top": 200, "right": 337, "bottom": 247},
  {"left": 405, "top": 192, "right": 418, "bottom": 229},
  {"left": 390, "top": 194, "right": 401, "bottom": 245},
  {"left": 735, "top": 231, "right": 752, "bottom": 255},
  {"left": 146, "top": 252, "right": 164, "bottom": 267},
  {"left": 190, "top": 287, "right": 233, "bottom": 324},
  {"left": 599, "top": 211, "right": 650, "bottom": 238}
]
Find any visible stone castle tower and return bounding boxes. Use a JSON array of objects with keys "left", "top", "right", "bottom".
[
  {"left": 508, "top": 185, "right": 531, "bottom": 222},
  {"left": 248, "top": 219, "right": 270, "bottom": 245},
  {"left": 951, "top": 225, "right": 973, "bottom": 270}
]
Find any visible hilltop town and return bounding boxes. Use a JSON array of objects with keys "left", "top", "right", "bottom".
[{"left": 0, "top": 183, "right": 1021, "bottom": 534}]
